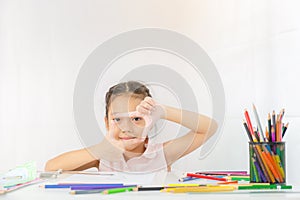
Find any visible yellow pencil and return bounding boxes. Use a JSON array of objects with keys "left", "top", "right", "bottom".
[
  {"left": 162, "top": 186, "right": 236, "bottom": 193},
  {"left": 275, "top": 155, "right": 285, "bottom": 178}
]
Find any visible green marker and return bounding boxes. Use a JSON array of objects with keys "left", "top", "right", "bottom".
[{"left": 102, "top": 187, "right": 136, "bottom": 194}]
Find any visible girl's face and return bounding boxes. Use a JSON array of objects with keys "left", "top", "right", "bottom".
[{"left": 105, "top": 94, "right": 147, "bottom": 152}]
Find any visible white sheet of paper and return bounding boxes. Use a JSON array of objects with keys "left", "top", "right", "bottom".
[{"left": 52, "top": 171, "right": 169, "bottom": 185}]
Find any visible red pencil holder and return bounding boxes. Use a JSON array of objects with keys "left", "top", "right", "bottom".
[{"left": 249, "top": 142, "right": 286, "bottom": 184}]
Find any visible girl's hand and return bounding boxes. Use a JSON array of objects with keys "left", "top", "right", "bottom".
[
  {"left": 89, "top": 132, "right": 125, "bottom": 162},
  {"left": 136, "top": 97, "right": 165, "bottom": 129}
]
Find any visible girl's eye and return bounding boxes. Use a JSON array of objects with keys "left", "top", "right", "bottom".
[
  {"left": 113, "top": 118, "right": 121, "bottom": 122},
  {"left": 132, "top": 117, "right": 142, "bottom": 122}
]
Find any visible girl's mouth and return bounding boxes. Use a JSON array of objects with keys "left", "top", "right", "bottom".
[{"left": 119, "top": 136, "right": 137, "bottom": 140}]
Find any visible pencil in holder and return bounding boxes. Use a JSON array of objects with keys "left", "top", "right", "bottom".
[{"left": 249, "top": 142, "right": 286, "bottom": 184}]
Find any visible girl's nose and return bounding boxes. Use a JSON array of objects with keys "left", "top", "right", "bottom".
[{"left": 119, "top": 118, "right": 134, "bottom": 133}]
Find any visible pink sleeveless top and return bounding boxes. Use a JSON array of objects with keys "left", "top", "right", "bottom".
[{"left": 99, "top": 143, "right": 168, "bottom": 172}]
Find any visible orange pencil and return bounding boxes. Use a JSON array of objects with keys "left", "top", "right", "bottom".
[
  {"left": 256, "top": 147, "right": 275, "bottom": 183},
  {"left": 262, "top": 146, "right": 283, "bottom": 182},
  {"left": 265, "top": 127, "right": 269, "bottom": 142},
  {"left": 261, "top": 151, "right": 281, "bottom": 183},
  {"left": 276, "top": 117, "right": 281, "bottom": 142}
]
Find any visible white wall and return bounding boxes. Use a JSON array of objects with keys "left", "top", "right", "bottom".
[{"left": 1, "top": 0, "right": 300, "bottom": 185}]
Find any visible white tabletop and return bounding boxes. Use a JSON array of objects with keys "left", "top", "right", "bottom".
[{"left": 2, "top": 171, "right": 300, "bottom": 200}]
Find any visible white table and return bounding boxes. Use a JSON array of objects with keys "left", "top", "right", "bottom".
[{"left": 2, "top": 171, "right": 300, "bottom": 200}]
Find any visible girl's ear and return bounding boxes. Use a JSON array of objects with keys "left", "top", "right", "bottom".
[{"left": 104, "top": 117, "right": 109, "bottom": 131}]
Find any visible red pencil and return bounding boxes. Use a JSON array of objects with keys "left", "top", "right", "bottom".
[
  {"left": 244, "top": 109, "right": 257, "bottom": 141},
  {"left": 186, "top": 173, "right": 227, "bottom": 181}
]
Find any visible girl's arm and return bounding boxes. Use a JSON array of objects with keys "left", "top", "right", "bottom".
[
  {"left": 44, "top": 148, "right": 99, "bottom": 171},
  {"left": 45, "top": 137, "right": 124, "bottom": 171},
  {"left": 161, "top": 105, "right": 218, "bottom": 166},
  {"left": 136, "top": 97, "right": 218, "bottom": 166}
]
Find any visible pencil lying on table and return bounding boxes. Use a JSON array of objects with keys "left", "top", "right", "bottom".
[
  {"left": 162, "top": 185, "right": 236, "bottom": 193},
  {"left": 185, "top": 173, "right": 227, "bottom": 181}
]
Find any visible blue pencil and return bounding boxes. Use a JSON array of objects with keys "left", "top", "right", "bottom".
[
  {"left": 70, "top": 185, "right": 137, "bottom": 190},
  {"left": 178, "top": 176, "right": 199, "bottom": 182}
]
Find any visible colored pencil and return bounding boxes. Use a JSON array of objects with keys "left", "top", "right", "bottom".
[
  {"left": 102, "top": 187, "right": 136, "bottom": 194},
  {"left": 252, "top": 104, "right": 264, "bottom": 142},
  {"left": 272, "top": 111, "right": 276, "bottom": 141},
  {"left": 252, "top": 145, "right": 273, "bottom": 183},
  {"left": 282, "top": 123, "right": 289, "bottom": 138},
  {"left": 162, "top": 186, "right": 236, "bottom": 193},
  {"left": 228, "top": 176, "right": 250, "bottom": 181},
  {"left": 243, "top": 120, "right": 254, "bottom": 142},
  {"left": 253, "top": 158, "right": 267, "bottom": 182},
  {"left": 271, "top": 127, "right": 275, "bottom": 142},
  {"left": 178, "top": 176, "right": 199, "bottom": 182},
  {"left": 251, "top": 157, "right": 260, "bottom": 182},
  {"left": 244, "top": 110, "right": 257, "bottom": 141},
  {"left": 217, "top": 180, "right": 238, "bottom": 184},
  {"left": 238, "top": 184, "right": 292, "bottom": 190},
  {"left": 167, "top": 183, "right": 203, "bottom": 187},
  {"left": 42, "top": 183, "right": 123, "bottom": 189},
  {"left": 70, "top": 185, "right": 137, "bottom": 191},
  {"left": 70, "top": 189, "right": 105, "bottom": 195},
  {"left": 254, "top": 128, "right": 260, "bottom": 143},
  {"left": 265, "top": 127, "right": 269, "bottom": 142},
  {"left": 137, "top": 186, "right": 165, "bottom": 191},
  {"left": 185, "top": 173, "right": 227, "bottom": 181},
  {"left": 197, "top": 171, "right": 248, "bottom": 176},
  {"left": 261, "top": 149, "right": 282, "bottom": 182},
  {"left": 268, "top": 113, "right": 272, "bottom": 142},
  {"left": 274, "top": 155, "right": 285, "bottom": 179}
]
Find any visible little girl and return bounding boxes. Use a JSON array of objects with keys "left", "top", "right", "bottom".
[{"left": 45, "top": 81, "right": 218, "bottom": 172}]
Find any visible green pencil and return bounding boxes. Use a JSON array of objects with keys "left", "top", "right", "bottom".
[
  {"left": 238, "top": 184, "right": 292, "bottom": 190},
  {"left": 102, "top": 187, "right": 136, "bottom": 194}
]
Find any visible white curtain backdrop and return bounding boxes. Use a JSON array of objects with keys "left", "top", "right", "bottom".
[{"left": 1, "top": 0, "right": 300, "bottom": 184}]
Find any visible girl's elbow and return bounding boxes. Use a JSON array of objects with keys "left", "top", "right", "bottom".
[
  {"left": 211, "top": 119, "right": 218, "bottom": 134},
  {"left": 206, "top": 119, "right": 218, "bottom": 138},
  {"left": 44, "top": 159, "right": 58, "bottom": 171}
]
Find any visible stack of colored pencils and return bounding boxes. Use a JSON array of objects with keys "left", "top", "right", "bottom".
[
  {"left": 40, "top": 182, "right": 292, "bottom": 195},
  {"left": 243, "top": 104, "right": 289, "bottom": 183},
  {"left": 243, "top": 105, "right": 288, "bottom": 143}
]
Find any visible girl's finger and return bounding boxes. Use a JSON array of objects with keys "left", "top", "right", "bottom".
[
  {"left": 144, "top": 96, "right": 155, "bottom": 106},
  {"left": 136, "top": 105, "right": 151, "bottom": 115},
  {"left": 140, "top": 101, "right": 154, "bottom": 111}
]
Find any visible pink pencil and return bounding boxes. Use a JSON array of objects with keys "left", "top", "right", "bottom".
[{"left": 186, "top": 173, "right": 227, "bottom": 181}]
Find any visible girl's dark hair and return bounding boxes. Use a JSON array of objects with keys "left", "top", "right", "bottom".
[{"left": 105, "top": 81, "right": 152, "bottom": 117}]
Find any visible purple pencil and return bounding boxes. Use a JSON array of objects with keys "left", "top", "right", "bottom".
[
  {"left": 70, "top": 185, "right": 137, "bottom": 191},
  {"left": 253, "top": 158, "right": 267, "bottom": 183},
  {"left": 196, "top": 171, "right": 248, "bottom": 176}
]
